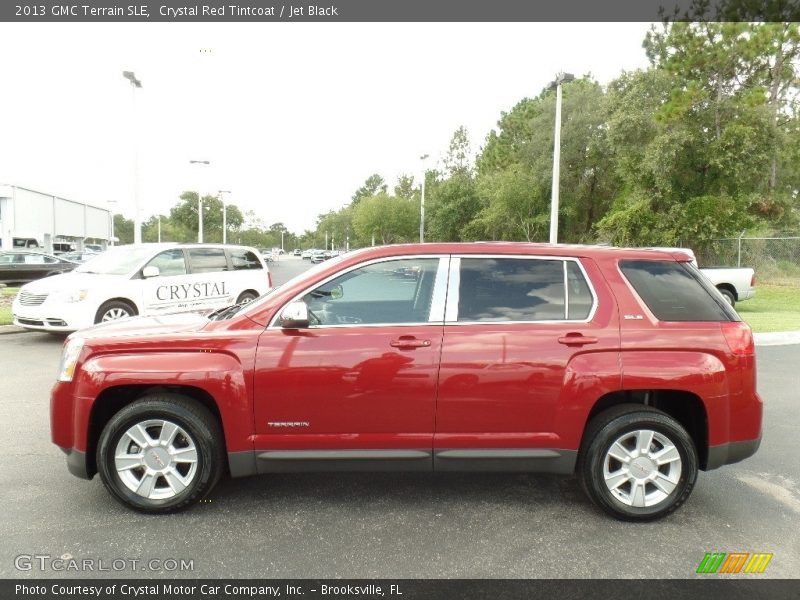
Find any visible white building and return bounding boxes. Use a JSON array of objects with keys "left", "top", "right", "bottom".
[{"left": 0, "top": 184, "right": 111, "bottom": 253}]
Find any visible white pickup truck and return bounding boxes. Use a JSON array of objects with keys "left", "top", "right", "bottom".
[{"left": 650, "top": 247, "right": 756, "bottom": 307}]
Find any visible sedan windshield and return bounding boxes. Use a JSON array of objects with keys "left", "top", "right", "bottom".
[{"left": 74, "top": 246, "right": 157, "bottom": 275}]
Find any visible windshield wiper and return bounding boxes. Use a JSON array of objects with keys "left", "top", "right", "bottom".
[{"left": 207, "top": 302, "right": 246, "bottom": 321}]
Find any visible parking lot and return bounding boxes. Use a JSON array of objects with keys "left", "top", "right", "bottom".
[{"left": 0, "top": 257, "right": 798, "bottom": 579}]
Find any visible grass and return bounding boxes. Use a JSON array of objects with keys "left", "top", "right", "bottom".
[
  {"left": 0, "top": 287, "right": 18, "bottom": 326},
  {"left": 736, "top": 283, "right": 800, "bottom": 333}
]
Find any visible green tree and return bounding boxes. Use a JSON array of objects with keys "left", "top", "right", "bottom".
[
  {"left": 352, "top": 193, "right": 417, "bottom": 245},
  {"left": 351, "top": 174, "right": 387, "bottom": 206}
]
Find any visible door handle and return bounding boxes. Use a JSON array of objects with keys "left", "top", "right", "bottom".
[
  {"left": 390, "top": 337, "right": 432, "bottom": 349},
  {"left": 557, "top": 334, "right": 599, "bottom": 346}
]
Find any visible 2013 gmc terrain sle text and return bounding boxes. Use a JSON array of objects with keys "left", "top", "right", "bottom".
[{"left": 50, "top": 243, "right": 762, "bottom": 520}]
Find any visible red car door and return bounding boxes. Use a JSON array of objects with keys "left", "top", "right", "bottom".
[
  {"left": 252, "top": 256, "right": 448, "bottom": 470},
  {"left": 433, "top": 255, "right": 621, "bottom": 472}
]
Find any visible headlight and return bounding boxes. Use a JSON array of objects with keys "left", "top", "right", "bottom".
[
  {"left": 51, "top": 289, "right": 88, "bottom": 303},
  {"left": 57, "top": 336, "right": 84, "bottom": 382}
]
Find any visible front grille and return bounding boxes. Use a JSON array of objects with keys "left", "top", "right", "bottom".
[{"left": 19, "top": 291, "right": 48, "bottom": 306}]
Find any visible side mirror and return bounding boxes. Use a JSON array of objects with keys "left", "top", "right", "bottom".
[
  {"left": 142, "top": 266, "right": 160, "bottom": 279},
  {"left": 279, "top": 301, "right": 310, "bottom": 329}
]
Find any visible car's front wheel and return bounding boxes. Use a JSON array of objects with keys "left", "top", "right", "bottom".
[
  {"left": 578, "top": 405, "right": 698, "bottom": 521},
  {"left": 95, "top": 300, "right": 136, "bottom": 324},
  {"left": 96, "top": 394, "right": 224, "bottom": 512}
]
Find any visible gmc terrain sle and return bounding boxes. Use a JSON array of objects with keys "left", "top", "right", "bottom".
[{"left": 51, "top": 243, "right": 762, "bottom": 520}]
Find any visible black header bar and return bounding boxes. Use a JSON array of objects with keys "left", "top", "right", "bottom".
[{"left": 2, "top": 0, "right": 799, "bottom": 22}]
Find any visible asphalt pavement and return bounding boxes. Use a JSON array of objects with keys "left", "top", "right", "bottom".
[{"left": 0, "top": 257, "right": 798, "bottom": 579}]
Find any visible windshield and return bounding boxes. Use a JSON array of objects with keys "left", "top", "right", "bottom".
[{"left": 74, "top": 246, "right": 159, "bottom": 275}]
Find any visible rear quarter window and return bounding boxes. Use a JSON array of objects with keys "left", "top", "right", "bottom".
[
  {"left": 228, "top": 249, "right": 263, "bottom": 270},
  {"left": 620, "top": 260, "right": 737, "bottom": 322}
]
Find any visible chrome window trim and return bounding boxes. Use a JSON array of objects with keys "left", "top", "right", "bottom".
[
  {"left": 428, "top": 256, "right": 451, "bottom": 323},
  {"left": 446, "top": 254, "right": 598, "bottom": 325},
  {"left": 444, "top": 257, "right": 461, "bottom": 322},
  {"left": 269, "top": 255, "right": 449, "bottom": 329}
]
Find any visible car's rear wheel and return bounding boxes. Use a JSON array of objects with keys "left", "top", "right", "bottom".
[
  {"left": 96, "top": 394, "right": 224, "bottom": 513},
  {"left": 578, "top": 405, "right": 698, "bottom": 521},
  {"left": 95, "top": 300, "right": 136, "bottom": 324},
  {"left": 718, "top": 287, "right": 736, "bottom": 307},
  {"left": 236, "top": 290, "right": 258, "bottom": 304}
]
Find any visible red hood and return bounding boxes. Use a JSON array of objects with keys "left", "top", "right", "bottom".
[{"left": 72, "top": 313, "right": 210, "bottom": 341}]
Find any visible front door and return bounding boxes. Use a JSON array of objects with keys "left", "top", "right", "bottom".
[{"left": 253, "top": 256, "right": 448, "bottom": 469}]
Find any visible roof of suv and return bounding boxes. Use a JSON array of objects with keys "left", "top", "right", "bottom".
[{"left": 343, "top": 243, "right": 694, "bottom": 262}]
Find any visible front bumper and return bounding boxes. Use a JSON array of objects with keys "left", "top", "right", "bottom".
[
  {"left": 13, "top": 300, "right": 94, "bottom": 332},
  {"left": 61, "top": 447, "right": 92, "bottom": 479}
]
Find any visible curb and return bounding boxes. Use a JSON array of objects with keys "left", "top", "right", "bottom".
[
  {"left": 753, "top": 331, "right": 800, "bottom": 347},
  {"left": 0, "top": 325, "right": 26, "bottom": 335}
]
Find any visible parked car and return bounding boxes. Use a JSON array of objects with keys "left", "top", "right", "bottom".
[
  {"left": 0, "top": 250, "right": 77, "bottom": 285},
  {"left": 310, "top": 250, "right": 327, "bottom": 264},
  {"left": 293, "top": 249, "right": 302, "bottom": 256},
  {"left": 301, "top": 249, "right": 315, "bottom": 260},
  {"left": 50, "top": 243, "right": 761, "bottom": 519},
  {"left": 649, "top": 248, "right": 755, "bottom": 307},
  {"left": 60, "top": 251, "right": 101, "bottom": 264},
  {"left": 13, "top": 243, "right": 271, "bottom": 333}
]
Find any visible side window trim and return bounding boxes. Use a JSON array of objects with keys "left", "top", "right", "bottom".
[
  {"left": 445, "top": 254, "right": 598, "bottom": 325},
  {"left": 269, "top": 255, "right": 450, "bottom": 329}
]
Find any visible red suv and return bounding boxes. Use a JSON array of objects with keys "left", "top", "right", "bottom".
[{"left": 51, "top": 243, "right": 762, "bottom": 520}]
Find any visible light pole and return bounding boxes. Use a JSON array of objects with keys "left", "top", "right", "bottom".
[
  {"left": 218, "top": 190, "right": 231, "bottom": 244},
  {"left": 190, "top": 160, "right": 210, "bottom": 242},
  {"left": 419, "top": 154, "right": 429, "bottom": 243},
  {"left": 547, "top": 72, "right": 574, "bottom": 244},
  {"left": 107, "top": 200, "right": 117, "bottom": 247},
  {"left": 157, "top": 215, "right": 162, "bottom": 243},
  {"left": 122, "top": 71, "right": 142, "bottom": 244}
]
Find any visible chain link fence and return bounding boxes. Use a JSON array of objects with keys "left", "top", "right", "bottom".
[{"left": 694, "top": 235, "right": 800, "bottom": 285}]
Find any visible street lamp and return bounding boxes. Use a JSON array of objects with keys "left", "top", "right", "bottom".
[
  {"left": 107, "top": 200, "right": 117, "bottom": 247},
  {"left": 547, "top": 71, "right": 574, "bottom": 244},
  {"left": 190, "top": 160, "right": 210, "bottom": 242},
  {"left": 218, "top": 190, "right": 231, "bottom": 244},
  {"left": 419, "top": 154, "right": 429, "bottom": 243},
  {"left": 122, "top": 71, "right": 142, "bottom": 244}
]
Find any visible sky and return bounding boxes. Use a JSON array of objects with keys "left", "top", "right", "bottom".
[{"left": 0, "top": 22, "right": 654, "bottom": 233}]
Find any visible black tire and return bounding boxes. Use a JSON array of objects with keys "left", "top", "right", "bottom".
[
  {"left": 236, "top": 290, "right": 259, "bottom": 304},
  {"left": 96, "top": 394, "right": 225, "bottom": 513},
  {"left": 94, "top": 300, "right": 136, "bottom": 324},
  {"left": 578, "top": 404, "right": 698, "bottom": 521},
  {"left": 718, "top": 287, "right": 736, "bottom": 307}
]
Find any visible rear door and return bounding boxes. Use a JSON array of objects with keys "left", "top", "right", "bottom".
[{"left": 433, "top": 255, "right": 621, "bottom": 471}]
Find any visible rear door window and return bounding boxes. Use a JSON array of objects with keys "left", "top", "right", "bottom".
[
  {"left": 187, "top": 248, "right": 228, "bottom": 274},
  {"left": 457, "top": 258, "right": 568, "bottom": 322},
  {"left": 620, "top": 260, "right": 737, "bottom": 322}
]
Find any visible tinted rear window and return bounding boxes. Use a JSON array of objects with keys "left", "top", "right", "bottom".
[
  {"left": 458, "top": 258, "right": 567, "bottom": 322},
  {"left": 620, "top": 260, "right": 736, "bottom": 322}
]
